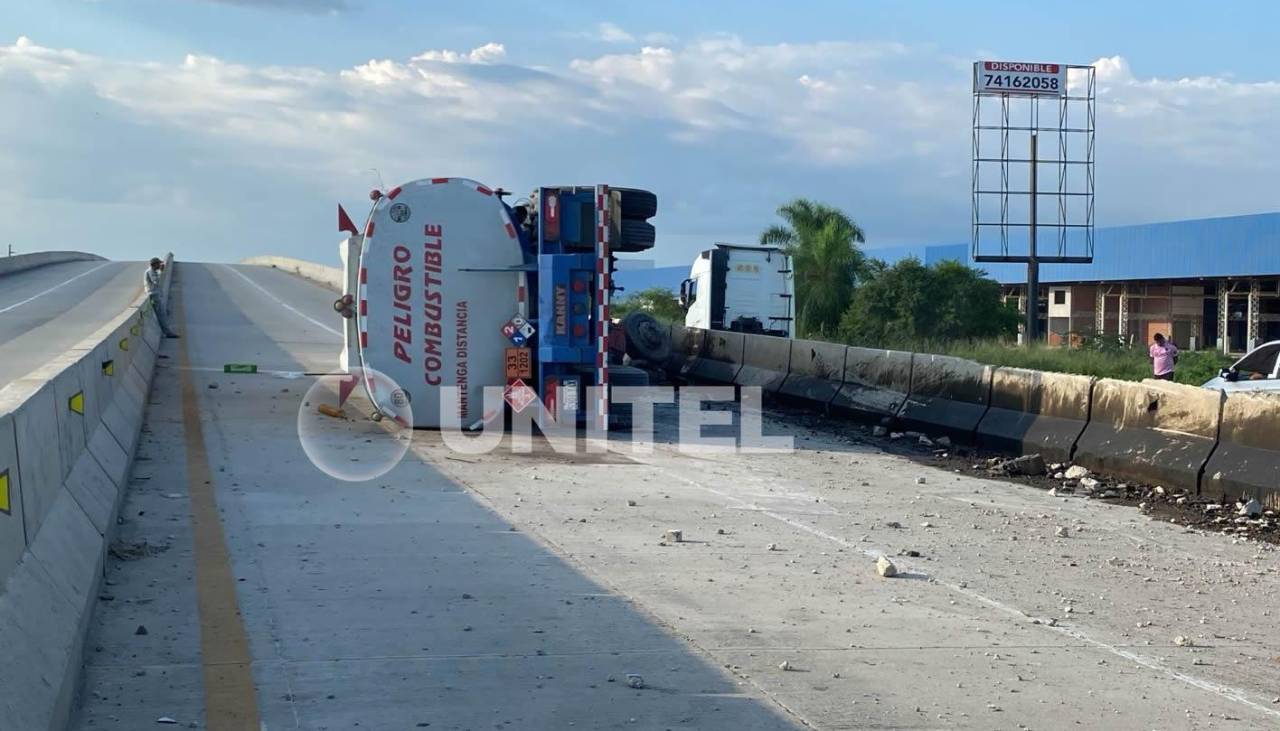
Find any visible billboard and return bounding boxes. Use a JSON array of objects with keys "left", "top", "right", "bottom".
[{"left": 974, "top": 61, "right": 1066, "bottom": 97}]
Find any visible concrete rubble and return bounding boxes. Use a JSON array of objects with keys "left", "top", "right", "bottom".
[{"left": 876, "top": 555, "right": 898, "bottom": 578}]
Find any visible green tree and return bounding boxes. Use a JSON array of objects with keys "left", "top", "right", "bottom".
[
  {"left": 839, "top": 257, "right": 1018, "bottom": 346},
  {"left": 611, "top": 287, "right": 685, "bottom": 323},
  {"left": 760, "top": 199, "right": 866, "bottom": 337}
]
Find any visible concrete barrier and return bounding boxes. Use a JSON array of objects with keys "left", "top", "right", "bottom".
[
  {"left": 0, "top": 251, "right": 104, "bottom": 278},
  {"left": 242, "top": 255, "right": 342, "bottom": 291},
  {"left": 975, "top": 368, "right": 1094, "bottom": 464},
  {"left": 0, "top": 253, "right": 171, "bottom": 729},
  {"left": 665, "top": 324, "right": 705, "bottom": 379},
  {"left": 896, "top": 354, "right": 994, "bottom": 442},
  {"left": 1074, "top": 379, "right": 1223, "bottom": 492},
  {"left": 0, "top": 381, "right": 65, "bottom": 542},
  {"left": 1201, "top": 392, "right": 1280, "bottom": 508},
  {"left": 734, "top": 333, "right": 790, "bottom": 393},
  {"left": 832, "top": 347, "right": 913, "bottom": 422},
  {"left": 779, "top": 339, "right": 846, "bottom": 407},
  {"left": 0, "top": 412, "right": 26, "bottom": 587},
  {"left": 687, "top": 330, "right": 745, "bottom": 385}
]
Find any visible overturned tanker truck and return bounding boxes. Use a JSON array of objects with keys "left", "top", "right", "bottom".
[{"left": 333, "top": 178, "right": 660, "bottom": 429}]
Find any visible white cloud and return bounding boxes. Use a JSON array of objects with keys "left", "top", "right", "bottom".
[
  {"left": 412, "top": 42, "right": 506, "bottom": 65},
  {"left": 0, "top": 36, "right": 1277, "bottom": 266},
  {"left": 596, "top": 22, "right": 634, "bottom": 43}
]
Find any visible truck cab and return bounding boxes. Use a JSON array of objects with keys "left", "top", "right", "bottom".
[
  {"left": 680, "top": 244, "right": 794, "bottom": 337},
  {"left": 336, "top": 178, "right": 657, "bottom": 429}
]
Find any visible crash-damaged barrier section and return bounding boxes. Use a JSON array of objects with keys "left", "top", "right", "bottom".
[
  {"left": 896, "top": 354, "right": 994, "bottom": 443},
  {"left": 677, "top": 329, "right": 1280, "bottom": 509},
  {"left": 0, "top": 254, "right": 171, "bottom": 730},
  {"left": 665, "top": 323, "right": 706, "bottom": 381},
  {"left": 734, "top": 333, "right": 791, "bottom": 393},
  {"left": 975, "top": 368, "right": 1094, "bottom": 464},
  {"left": 1202, "top": 391, "right": 1280, "bottom": 509},
  {"left": 778, "top": 338, "right": 846, "bottom": 406},
  {"left": 687, "top": 329, "right": 745, "bottom": 385},
  {"left": 1073, "top": 378, "right": 1223, "bottom": 494},
  {"left": 832, "top": 347, "right": 913, "bottom": 422}
]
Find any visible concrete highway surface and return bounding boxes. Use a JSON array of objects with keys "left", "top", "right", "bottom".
[
  {"left": 71, "top": 263, "right": 1280, "bottom": 729},
  {"left": 0, "top": 260, "right": 143, "bottom": 388}
]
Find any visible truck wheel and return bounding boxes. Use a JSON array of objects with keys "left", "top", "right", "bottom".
[
  {"left": 622, "top": 312, "right": 672, "bottom": 364},
  {"left": 608, "top": 365, "right": 650, "bottom": 431},
  {"left": 616, "top": 219, "right": 655, "bottom": 252},
  {"left": 615, "top": 188, "right": 657, "bottom": 220}
]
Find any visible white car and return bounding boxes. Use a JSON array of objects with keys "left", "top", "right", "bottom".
[{"left": 1202, "top": 340, "right": 1280, "bottom": 393}]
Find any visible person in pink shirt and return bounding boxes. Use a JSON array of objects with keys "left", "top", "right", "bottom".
[{"left": 1149, "top": 332, "right": 1178, "bottom": 381}]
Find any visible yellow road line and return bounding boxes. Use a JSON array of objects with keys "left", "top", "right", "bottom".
[{"left": 174, "top": 269, "right": 263, "bottom": 730}]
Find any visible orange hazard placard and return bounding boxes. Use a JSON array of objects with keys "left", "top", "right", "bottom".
[{"left": 505, "top": 347, "right": 532, "bottom": 380}]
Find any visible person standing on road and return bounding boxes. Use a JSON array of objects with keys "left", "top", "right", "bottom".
[
  {"left": 144, "top": 257, "right": 179, "bottom": 338},
  {"left": 1149, "top": 332, "right": 1177, "bottom": 381}
]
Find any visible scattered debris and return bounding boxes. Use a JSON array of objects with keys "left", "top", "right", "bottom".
[
  {"left": 915, "top": 476, "right": 927, "bottom": 485},
  {"left": 626, "top": 674, "right": 645, "bottom": 689},
  {"left": 876, "top": 555, "right": 898, "bottom": 578},
  {"left": 317, "top": 403, "right": 345, "bottom": 419},
  {"left": 766, "top": 543, "right": 779, "bottom": 551},
  {"left": 108, "top": 540, "right": 169, "bottom": 561},
  {"left": 663, "top": 529, "right": 683, "bottom": 543},
  {"left": 885, "top": 521, "right": 902, "bottom": 529},
  {"left": 1241, "top": 499, "right": 1263, "bottom": 518},
  {"left": 1174, "top": 635, "right": 1193, "bottom": 647},
  {"left": 1064, "top": 465, "right": 1091, "bottom": 479},
  {"left": 1055, "top": 526, "right": 1069, "bottom": 538},
  {"left": 778, "top": 660, "right": 793, "bottom": 671},
  {"left": 626, "top": 499, "right": 637, "bottom": 507},
  {"left": 998, "top": 454, "right": 1047, "bottom": 477}
]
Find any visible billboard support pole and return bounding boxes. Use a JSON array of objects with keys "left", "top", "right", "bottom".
[{"left": 1025, "top": 131, "right": 1039, "bottom": 345}]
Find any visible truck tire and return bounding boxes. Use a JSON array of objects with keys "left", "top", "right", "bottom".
[
  {"left": 616, "top": 219, "right": 655, "bottom": 252},
  {"left": 622, "top": 312, "right": 671, "bottom": 364},
  {"left": 615, "top": 188, "right": 657, "bottom": 220},
  {"left": 608, "top": 365, "right": 650, "bottom": 430}
]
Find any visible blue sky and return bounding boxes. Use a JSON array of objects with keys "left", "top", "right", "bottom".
[{"left": 2, "top": 0, "right": 1279, "bottom": 266}]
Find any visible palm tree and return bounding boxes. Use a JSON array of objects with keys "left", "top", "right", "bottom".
[{"left": 760, "top": 199, "right": 866, "bottom": 337}]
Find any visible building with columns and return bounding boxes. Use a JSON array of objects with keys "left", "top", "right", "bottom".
[{"left": 870, "top": 212, "right": 1280, "bottom": 353}]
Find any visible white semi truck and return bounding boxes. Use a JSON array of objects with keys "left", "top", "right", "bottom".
[
  {"left": 333, "top": 178, "right": 658, "bottom": 429},
  {"left": 679, "top": 243, "right": 794, "bottom": 337}
]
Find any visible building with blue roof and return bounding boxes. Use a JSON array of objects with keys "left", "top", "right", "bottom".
[{"left": 870, "top": 212, "right": 1280, "bottom": 352}]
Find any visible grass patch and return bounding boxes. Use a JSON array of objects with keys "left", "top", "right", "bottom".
[{"left": 849, "top": 339, "right": 1232, "bottom": 385}]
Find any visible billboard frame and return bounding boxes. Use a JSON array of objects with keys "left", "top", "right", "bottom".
[{"left": 971, "top": 62, "right": 1096, "bottom": 343}]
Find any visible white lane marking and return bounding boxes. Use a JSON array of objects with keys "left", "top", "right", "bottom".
[
  {"left": 643, "top": 457, "right": 1280, "bottom": 722},
  {"left": 0, "top": 262, "right": 112, "bottom": 315},
  {"left": 222, "top": 265, "right": 342, "bottom": 338}
]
